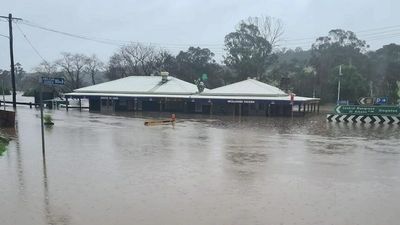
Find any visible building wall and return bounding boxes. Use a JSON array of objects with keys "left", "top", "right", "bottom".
[{"left": 86, "top": 96, "right": 311, "bottom": 117}]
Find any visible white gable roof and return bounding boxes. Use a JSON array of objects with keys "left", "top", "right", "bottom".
[
  {"left": 202, "top": 79, "right": 287, "bottom": 96},
  {"left": 74, "top": 76, "right": 199, "bottom": 95}
]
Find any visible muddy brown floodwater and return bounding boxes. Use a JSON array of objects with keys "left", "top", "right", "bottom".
[{"left": 0, "top": 107, "right": 399, "bottom": 225}]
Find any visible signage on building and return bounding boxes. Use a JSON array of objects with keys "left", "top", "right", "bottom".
[
  {"left": 100, "top": 97, "right": 118, "bottom": 100},
  {"left": 227, "top": 100, "right": 255, "bottom": 104}
]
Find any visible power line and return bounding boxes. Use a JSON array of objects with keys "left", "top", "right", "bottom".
[
  {"left": 365, "top": 34, "right": 400, "bottom": 42},
  {"left": 19, "top": 20, "right": 225, "bottom": 48},
  {"left": 0, "top": 33, "right": 8, "bottom": 39},
  {"left": 19, "top": 20, "right": 123, "bottom": 47},
  {"left": 14, "top": 22, "right": 49, "bottom": 64},
  {"left": 10, "top": 18, "right": 400, "bottom": 57},
  {"left": 282, "top": 24, "right": 400, "bottom": 44},
  {"left": 356, "top": 25, "right": 400, "bottom": 33}
]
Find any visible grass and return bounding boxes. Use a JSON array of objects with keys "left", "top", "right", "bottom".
[
  {"left": 0, "top": 142, "right": 6, "bottom": 156},
  {"left": 44, "top": 114, "right": 54, "bottom": 125},
  {"left": 0, "top": 136, "right": 9, "bottom": 156}
]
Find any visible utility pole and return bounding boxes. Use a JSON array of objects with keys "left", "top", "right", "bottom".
[{"left": 0, "top": 13, "right": 22, "bottom": 109}]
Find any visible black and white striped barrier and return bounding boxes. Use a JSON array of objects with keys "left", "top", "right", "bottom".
[{"left": 327, "top": 114, "right": 400, "bottom": 124}]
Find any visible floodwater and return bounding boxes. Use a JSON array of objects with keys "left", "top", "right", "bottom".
[{"left": 0, "top": 105, "right": 400, "bottom": 225}]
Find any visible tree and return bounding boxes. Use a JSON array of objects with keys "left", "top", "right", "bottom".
[
  {"left": 14, "top": 62, "right": 26, "bottom": 90},
  {"left": 329, "top": 65, "right": 369, "bottom": 102},
  {"left": 176, "top": 47, "right": 214, "bottom": 82},
  {"left": 0, "top": 69, "right": 11, "bottom": 95},
  {"left": 245, "top": 15, "right": 284, "bottom": 49},
  {"left": 158, "top": 51, "right": 179, "bottom": 76},
  {"left": 173, "top": 47, "right": 225, "bottom": 88},
  {"left": 224, "top": 22, "right": 274, "bottom": 81},
  {"left": 106, "top": 53, "right": 129, "bottom": 80},
  {"left": 19, "top": 61, "right": 58, "bottom": 96},
  {"left": 56, "top": 52, "right": 89, "bottom": 91},
  {"left": 267, "top": 48, "right": 312, "bottom": 94},
  {"left": 85, "top": 54, "right": 104, "bottom": 85},
  {"left": 35, "top": 61, "right": 58, "bottom": 77},
  {"left": 106, "top": 43, "right": 165, "bottom": 80},
  {"left": 310, "top": 29, "right": 370, "bottom": 102},
  {"left": 369, "top": 44, "right": 400, "bottom": 103}
]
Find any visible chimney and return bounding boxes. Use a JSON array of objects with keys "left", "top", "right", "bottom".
[{"left": 161, "top": 71, "right": 169, "bottom": 83}]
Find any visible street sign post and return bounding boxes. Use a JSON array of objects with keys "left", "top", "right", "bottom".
[
  {"left": 335, "top": 105, "right": 400, "bottom": 116},
  {"left": 40, "top": 77, "right": 64, "bottom": 160}
]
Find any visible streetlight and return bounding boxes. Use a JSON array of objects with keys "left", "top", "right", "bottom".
[
  {"left": 312, "top": 70, "right": 316, "bottom": 98},
  {"left": 337, "top": 65, "right": 343, "bottom": 104}
]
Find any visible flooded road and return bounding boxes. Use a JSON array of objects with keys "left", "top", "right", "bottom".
[{"left": 1, "top": 107, "right": 399, "bottom": 225}]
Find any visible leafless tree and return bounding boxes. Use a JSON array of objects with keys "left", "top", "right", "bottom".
[
  {"left": 85, "top": 54, "right": 104, "bottom": 85},
  {"left": 106, "top": 43, "right": 165, "bottom": 80},
  {"left": 106, "top": 53, "right": 128, "bottom": 80},
  {"left": 35, "top": 61, "right": 58, "bottom": 77},
  {"left": 245, "top": 15, "right": 284, "bottom": 49},
  {"left": 56, "top": 52, "right": 89, "bottom": 90}
]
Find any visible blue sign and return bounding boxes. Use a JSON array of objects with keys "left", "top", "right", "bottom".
[
  {"left": 375, "top": 97, "right": 388, "bottom": 105},
  {"left": 42, "top": 77, "right": 65, "bottom": 85},
  {"left": 41, "top": 77, "right": 54, "bottom": 85},
  {"left": 337, "top": 100, "right": 349, "bottom": 105},
  {"left": 53, "top": 78, "right": 65, "bottom": 85}
]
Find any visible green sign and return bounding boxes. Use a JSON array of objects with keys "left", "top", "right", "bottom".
[{"left": 335, "top": 105, "right": 400, "bottom": 116}]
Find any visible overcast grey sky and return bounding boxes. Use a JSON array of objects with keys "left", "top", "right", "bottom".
[{"left": 1, "top": 0, "right": 399, "bottom": 71}]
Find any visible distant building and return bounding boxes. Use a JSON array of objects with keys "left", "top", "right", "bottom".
[{"left": 65, "top": 74, "right": 320, "bottom": 116}]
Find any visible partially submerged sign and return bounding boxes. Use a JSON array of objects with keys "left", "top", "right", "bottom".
[{"left": 335, "top": 105, "right": 400, "bottom": 116}]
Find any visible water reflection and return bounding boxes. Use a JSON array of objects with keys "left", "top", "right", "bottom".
[
  {"left": 42, "top": 159, "right": 71, "bottom": 225},
  {"left": 15, "top": 119, "right": 26, "bottom": 198},
  {"left": 225, "top": 151, "right": 268, "bottom": 165},
  {"left": 1, "top": 108, "right": 400, "bottom": 225}
]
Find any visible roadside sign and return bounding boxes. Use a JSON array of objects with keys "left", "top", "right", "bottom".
[
  {"left": 41, "top": 77, "right": 54, "bottom": 85},
  {"left": 53, "top": 78, "right": 65, "bottom": 85},
  {"left": 375, "top": 97, "right": 388, "bottom": 105},
  {"left": 337, "top": 100, "right": 349, "bottom": 105},
  {"left": 39, "top": 77, "right": 64, "bottom": 159},
  {"left": 335, "top": 105, "right": 400, "bottom": 116},
  {"left": 42, "top": 77, "right": 65, "bottom": 85},
  {"left": 358, "top": 97, "right": 374, "bottom": 105}
]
